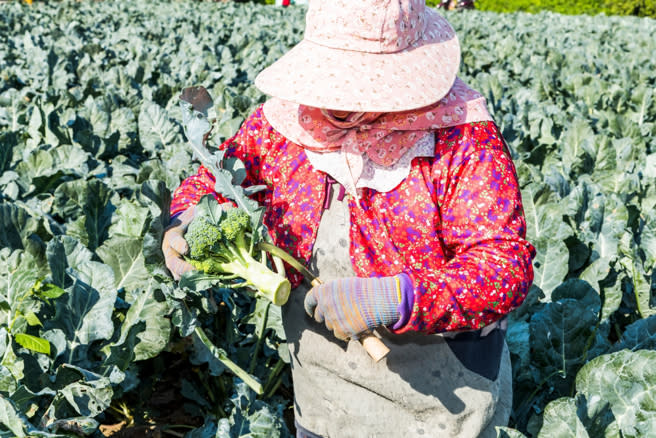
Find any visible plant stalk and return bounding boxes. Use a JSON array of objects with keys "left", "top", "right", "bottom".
[
  {"left": 249, "top": 300, "right": 271, "bottom": 374},
  {"left": 194, "top": 326, "right": 263, "bottom": 395}
]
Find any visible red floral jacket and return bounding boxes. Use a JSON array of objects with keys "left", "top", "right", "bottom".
[{"left": 170, "top": 105, "right": 535, "bottom": 334}]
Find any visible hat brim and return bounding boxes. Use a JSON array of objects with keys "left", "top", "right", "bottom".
[{"left": 254, "top": 8, "right": 460, "bottom": 113}]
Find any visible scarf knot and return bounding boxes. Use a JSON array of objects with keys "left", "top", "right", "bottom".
[{"left": 262, "top": 78, "right": 494, "bottom": 193}]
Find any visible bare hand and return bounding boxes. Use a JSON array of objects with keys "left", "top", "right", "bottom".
[{"left": 162, "top": 206, "right": 196, "bottom": 280}]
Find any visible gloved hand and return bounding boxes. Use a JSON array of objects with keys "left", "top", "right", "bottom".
[
  {"left": 304, "top": 275, "right": 405, "bottom": 341},
  {"left": 162, "top": 206, "right": 196, "bottom": 280}
]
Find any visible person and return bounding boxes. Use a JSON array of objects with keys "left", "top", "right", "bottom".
[{"left": 162, "top": 0, "right": 535, "bottom": 436}]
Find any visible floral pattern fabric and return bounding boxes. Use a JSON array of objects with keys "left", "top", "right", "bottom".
[
  {"left": 170, "top": 105, "right": 536, "bottom": 334},
  {"left": 262, "top": 78, "right": 493, "bottom": 193}
]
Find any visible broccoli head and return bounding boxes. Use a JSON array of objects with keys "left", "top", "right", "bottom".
[
  {"left": 186, "top": 217, "right": 222, "bottom": 260},
  {"left": 220, "top": 208, "right": 250, "bottom": 241},
  {"left": 184, "top": 205, "right": 291, "bottom": 306}
]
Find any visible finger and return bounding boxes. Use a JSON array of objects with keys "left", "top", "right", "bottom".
[
  {"left": 332, "top": 328, "right": 350, "bottom": 342},
  {"left": 168, "top": 233, "right": 189, "bottom": 255},
  {"left": 313, "top": 306, "right": 325, "bottom": 324},
  {"left": 304, "top": 289, "right": 319, "bottom": 317},
  {"left": 166, "top": 256, "right": 194, "bottom": 281},
  {"left": 325, "top": 318, "right": 349, "bottom": 342}
]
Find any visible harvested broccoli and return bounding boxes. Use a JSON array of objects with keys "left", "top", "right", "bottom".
[{"left": 185, "top": 205, "right": 291, "bottom": 306}]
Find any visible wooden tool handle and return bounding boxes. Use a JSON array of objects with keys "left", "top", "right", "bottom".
[
  {"left": 360, "top": 332, "right": 390, "bottom": 362},
  {"left": 311, "top": 278, "right": 390, "bottom": 362}
]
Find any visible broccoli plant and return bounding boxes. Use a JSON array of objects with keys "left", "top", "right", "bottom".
[
  {"left": 178, "top": 86, "right": 292, "bottom": 307},
  {"left": 183, "top": 196, "right": 291, "bottom": 306}
]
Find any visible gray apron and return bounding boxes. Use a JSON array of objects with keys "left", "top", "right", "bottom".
[{"left": 282, "top": 188, "right": 512, "bottom": 438}]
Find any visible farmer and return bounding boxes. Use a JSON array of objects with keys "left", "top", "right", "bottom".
[{"left": 163, "top": 0, "right": 535, "bottom": 436}]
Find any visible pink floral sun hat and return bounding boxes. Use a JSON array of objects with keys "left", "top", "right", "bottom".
[{"left": 254, "top": 0, "right": 461, "bottom": 112}]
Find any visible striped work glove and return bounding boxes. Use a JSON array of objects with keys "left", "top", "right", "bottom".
[{"left": 304, "top": 274, "right": 411, "bottom": 341}]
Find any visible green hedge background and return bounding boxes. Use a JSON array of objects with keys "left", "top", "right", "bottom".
[
  {"left": 474, "top": 0, "right": 655, "bottom": 17},
  {"left": 425, "top": 0, "right": 655, "bottom": 17}
]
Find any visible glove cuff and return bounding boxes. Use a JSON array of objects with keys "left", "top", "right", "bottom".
[{"left": 391, "top": 273, "right": 414, "bottom": 330}]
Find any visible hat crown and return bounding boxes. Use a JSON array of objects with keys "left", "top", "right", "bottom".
[{"left": 304, "top": 0, "right": 429, "bottom": 54}]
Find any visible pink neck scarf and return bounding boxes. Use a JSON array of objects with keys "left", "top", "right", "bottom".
[{"left": 263, "top": 78, "right": 493, "bottom": 188}]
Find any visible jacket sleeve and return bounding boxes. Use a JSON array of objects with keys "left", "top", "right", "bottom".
[
  {"left": 397, "top": 122, "right": 536, "bottom": 334},
  {"left": 170, "top": 105, "right": 269, "bottom": 216}
]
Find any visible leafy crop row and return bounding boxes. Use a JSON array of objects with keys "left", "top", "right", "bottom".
[
  {"left": 453, "top": 10, "right": 656, "bottom": 437},
  {"left": 0, "top": 1, "right": 305, "bottom": 436},
  {"left": 1, "top": 1, "right": 655, "bottom": 437}
]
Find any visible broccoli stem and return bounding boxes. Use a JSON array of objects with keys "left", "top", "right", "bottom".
[
  {"left": 221, "top": 247, "right": 291, "bottom": 306},
  {"left": 192, "top": 240, "right": 291, "bottom": 306},
  {"left": 194, "top": 327, "right": 264, "bottom": 395},
  {"left": 249, "top": 300, "right": 271, "bottom": 374}
]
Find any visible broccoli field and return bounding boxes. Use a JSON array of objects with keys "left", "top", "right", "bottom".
[{"left": 1, "top": 1, "right": 655, "bottom": 437}]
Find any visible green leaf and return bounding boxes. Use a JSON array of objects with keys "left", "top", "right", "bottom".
[
  {"left": 645, "top": 154, "right": 656, "bottom": 179},
  {"left": 579, "top": 257, "right": 612, "bottom": 294},
  {"left": 15, "top": 144, "right": 90, "bottom": 191},
  {"left": 59, "top": 379, "right": 113, "bottom": 417},
  {"left": 218, "top": 381, "right": 288, "bottom": 437},
  {"left": 46, "top": 236, "right": 94, "bottom": 288},
  {"left": 0, "top": 395, "right": 27, "bottom": 437},
  {"left": 96, "top": 236, "right": 151, "bottom": 292},
  {"left": 179, "top": 88, "right": 264, "bottom": 237},
  {"left": 619, "top": 257, "right": 656, "bottom": 318},
  {"left": 213, "top": 167, "right": 266, "bottom": 242},
  {"left": 506, "top": 320, "right": 532, "bottom": 382},
  {"left": 179, "top": 87, "right": 216, "bottom": 167},
  {"left": 576, "top": 350, "right": 656, "bottom": 438},
  {"left": 611, "top": 315, "right": 656, "bottom": 352},
  {"left": 46, "top": 261, "right": 117, "bottom": 360},
  {"left": 138, "top": 101, "right": 183, "bottom": 153},
  {"left": 538, "top": 397, "right": 589, "bottom": 438},
  {"left": 14, "top": 333, "right": 50, "bottom": 355},
  {"left": 195, "top": 194, "right": 228, "bottom": 225},
  {"left": 114, "top": 286, "right": 171, "bottom": 361},
  {"left": 597, "top": 268, "right": 623, "bottom": 323},
  {"left": 138, "top": 180, "right": 172, "bottom": 281},
  {"left": 0, "top": 89, "right": 28, "bottom": 133},
  {"left": 48, "top": 417, "right": 99, "bottom": 436},
  {"left": 496, "top": 427, "right": 528, "bottom": 438},
  {"left": 107, "top": 201, "right": 150, "bottom": 238},
  {"left": 530, "top": 292, "right": 607, "bottom": 383},
  {"left": 42, "top": 328, "right": 67, "bottom": 360},
  {"left": 532, "top": 235, "right": 570, "bottom": 301},
  {"left": 640, "top": 216, "right": 656, "bottom": 271},
  {"left": 5, "top": 386, "right": 52, "bottom": 423},
  {"left": 0, "top": 365, "right": 17, "bottom": 394},
  {"left": 0, "top": 132, "right": 18, "bottom": 174},
  {"left": 35, "top": 284, "right": 66, "bottom": 300},
  {"left": 0, "top": 203, "right": 39, "bottom": 251},
  {"left": 552, "top": 279, "right": 601, "bottom": 310},
  {"left": 560, "top": 119, "right": 594, "bottom": 177},
  {"left": 53, "top": 179, "right": 115, "bottom": 251},
  {"left": 521, "top": 183, "right": 573, "bottom": 299},
  {"left": 0, "top": 328, "right": 24, "bottom": 385},
  {"left": 181, "top": 378, "right": 212, "bottom": 410},
  {"left": 575, "top": 193, "right": 628, "bottom": 289},
  {"left": 186, "top": 416, "right": 218, "bottom": 438},
  {"left": 27, "top": 104, "right": 44, "bottom": 145},
  {"left": 224, "top": 156, "right": 247, "bottom": 186},
  {"left": 24, "top": 311, "right": 42, "bottom": 327},
  {"left": 0, "top": 250, "right": 46, "bottom": 328}
]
